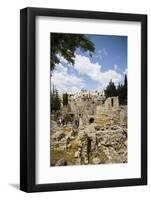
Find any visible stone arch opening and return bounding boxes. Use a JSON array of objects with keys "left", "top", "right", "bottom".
[
  {"left": 89, "top": 117, "right": 94, "bottom": 124},
  {"left": 111, "top": 98, "right": 114, "bottom": 107}
]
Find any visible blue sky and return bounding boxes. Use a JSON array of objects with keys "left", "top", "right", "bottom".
[{"left": 51, "top": 34, "right": 127, "bottom": 93}]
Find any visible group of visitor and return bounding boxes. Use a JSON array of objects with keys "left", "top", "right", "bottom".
[{"left": 57, "top": 117, "right": 79, "bottom": 127}]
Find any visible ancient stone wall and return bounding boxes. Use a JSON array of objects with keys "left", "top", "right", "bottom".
[
  {"left": 50, "top": 123, "right": 127, "bottom": 166},
  {"left": 50, "top": 95, "right": 127, "bottom": 166},
  {"left": 104, "top": 96, "right": 119, "bottom": 110}
]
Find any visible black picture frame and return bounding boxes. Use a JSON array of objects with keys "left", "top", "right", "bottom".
[{"left": 20, "top": 7, "right": 147, "bottom": 192}]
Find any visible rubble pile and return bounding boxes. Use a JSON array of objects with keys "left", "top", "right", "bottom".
[{"left": 50, "top": 123, "right": 127, "bottom": 166}]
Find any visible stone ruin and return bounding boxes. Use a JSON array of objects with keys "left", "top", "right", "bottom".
[
  {"left": 105, "top": 96, "right": 119, "bottom": 110},
  {"left": 50, "top": 96, "right": 127, "bottom": 166},
  {"left": 75, "top": 123, "right": 127, "bottom": 165}
]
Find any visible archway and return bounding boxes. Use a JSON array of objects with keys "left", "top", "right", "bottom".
[
  {"left": 111, "top": 98, "right": 114, "bottom": 107},
  {"left": 89, "top": 117, "right": 94, "bottom": 124}
]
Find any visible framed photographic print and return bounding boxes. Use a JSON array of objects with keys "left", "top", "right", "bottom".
[{"left": 20, "top": 7, "right": 147, "bottom": 192}]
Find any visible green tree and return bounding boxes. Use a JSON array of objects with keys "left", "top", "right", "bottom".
[
  {"left": 51, "top": 33, "right": 95, "bottom": 70},
  {"left": 51, "top": 87, "right": 61, "bottom": 112},
  {"left": 123, "top": 74, "right": 127, "bottom": 104},
  {"left": 105, "top": 75, "right": 127, "bottom": 105},
  {"left": 117, "top": 83, "right": 124, "bottom": 105},
  {"left": 54, "top": 89, "right": 61, "bottom": 111},
  {"left": 51, "top": 85, "right": 55, "bottom": 111},
  {"left": 105, "top": 80, "right": 117, "bottom": 98},
  {"left": 63, "top": 93, "right": 68, "bottom": 106},
  {"left": 117, "top": 74, "right": 127, "bottom": 105}
]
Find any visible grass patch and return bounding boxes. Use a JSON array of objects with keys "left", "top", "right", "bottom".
[{"left": 50, "top": 139, "right": 78, "bottom": 166}]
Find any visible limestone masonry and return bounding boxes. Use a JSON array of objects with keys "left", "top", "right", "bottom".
[{"left": 50, "top": 89, "right": 127, "bottom": 166}]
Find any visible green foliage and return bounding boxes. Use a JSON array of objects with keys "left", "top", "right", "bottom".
[
  {"left": 51, "top": 86, "right": 61, "bottom": 112},
  {"left": 104, "top": 80, "right": 117, "bottom": 98},
  {"left": 51, "top": 33, "right": 95, "bottom": 70},
  {"left": 117, "top": 84, "right": 124, "bottom": 105},
  {"left": 117, "top": 74, "right": 127, "bottom": 105},
  {"left": 105, "top": 75, "right": 127, "bottom": 105},
  {"left": 63, "top": 93, "right": 68, "bottom": 106},
  {"left": 124, "top": 74, "right": 127, "bottom": 104}
]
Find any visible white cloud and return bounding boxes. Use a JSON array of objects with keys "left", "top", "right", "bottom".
[
  {"left": 51, "top": 54, "right": 124, "bottom": 92},
  {"left": 57, "top": 54, "right": 68, "bottom": 64},
  {"left": 74, "top": 54, "right": 123, "bottom": 88},
  {"left": 51, "top": 63, "right": 85, "bottom": 92},
  {"left": 97, "top": 48, "right": 108, "bottom": 59},
  {"left": 123, "top": 68, "right": 128, "bottom": 75}
]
